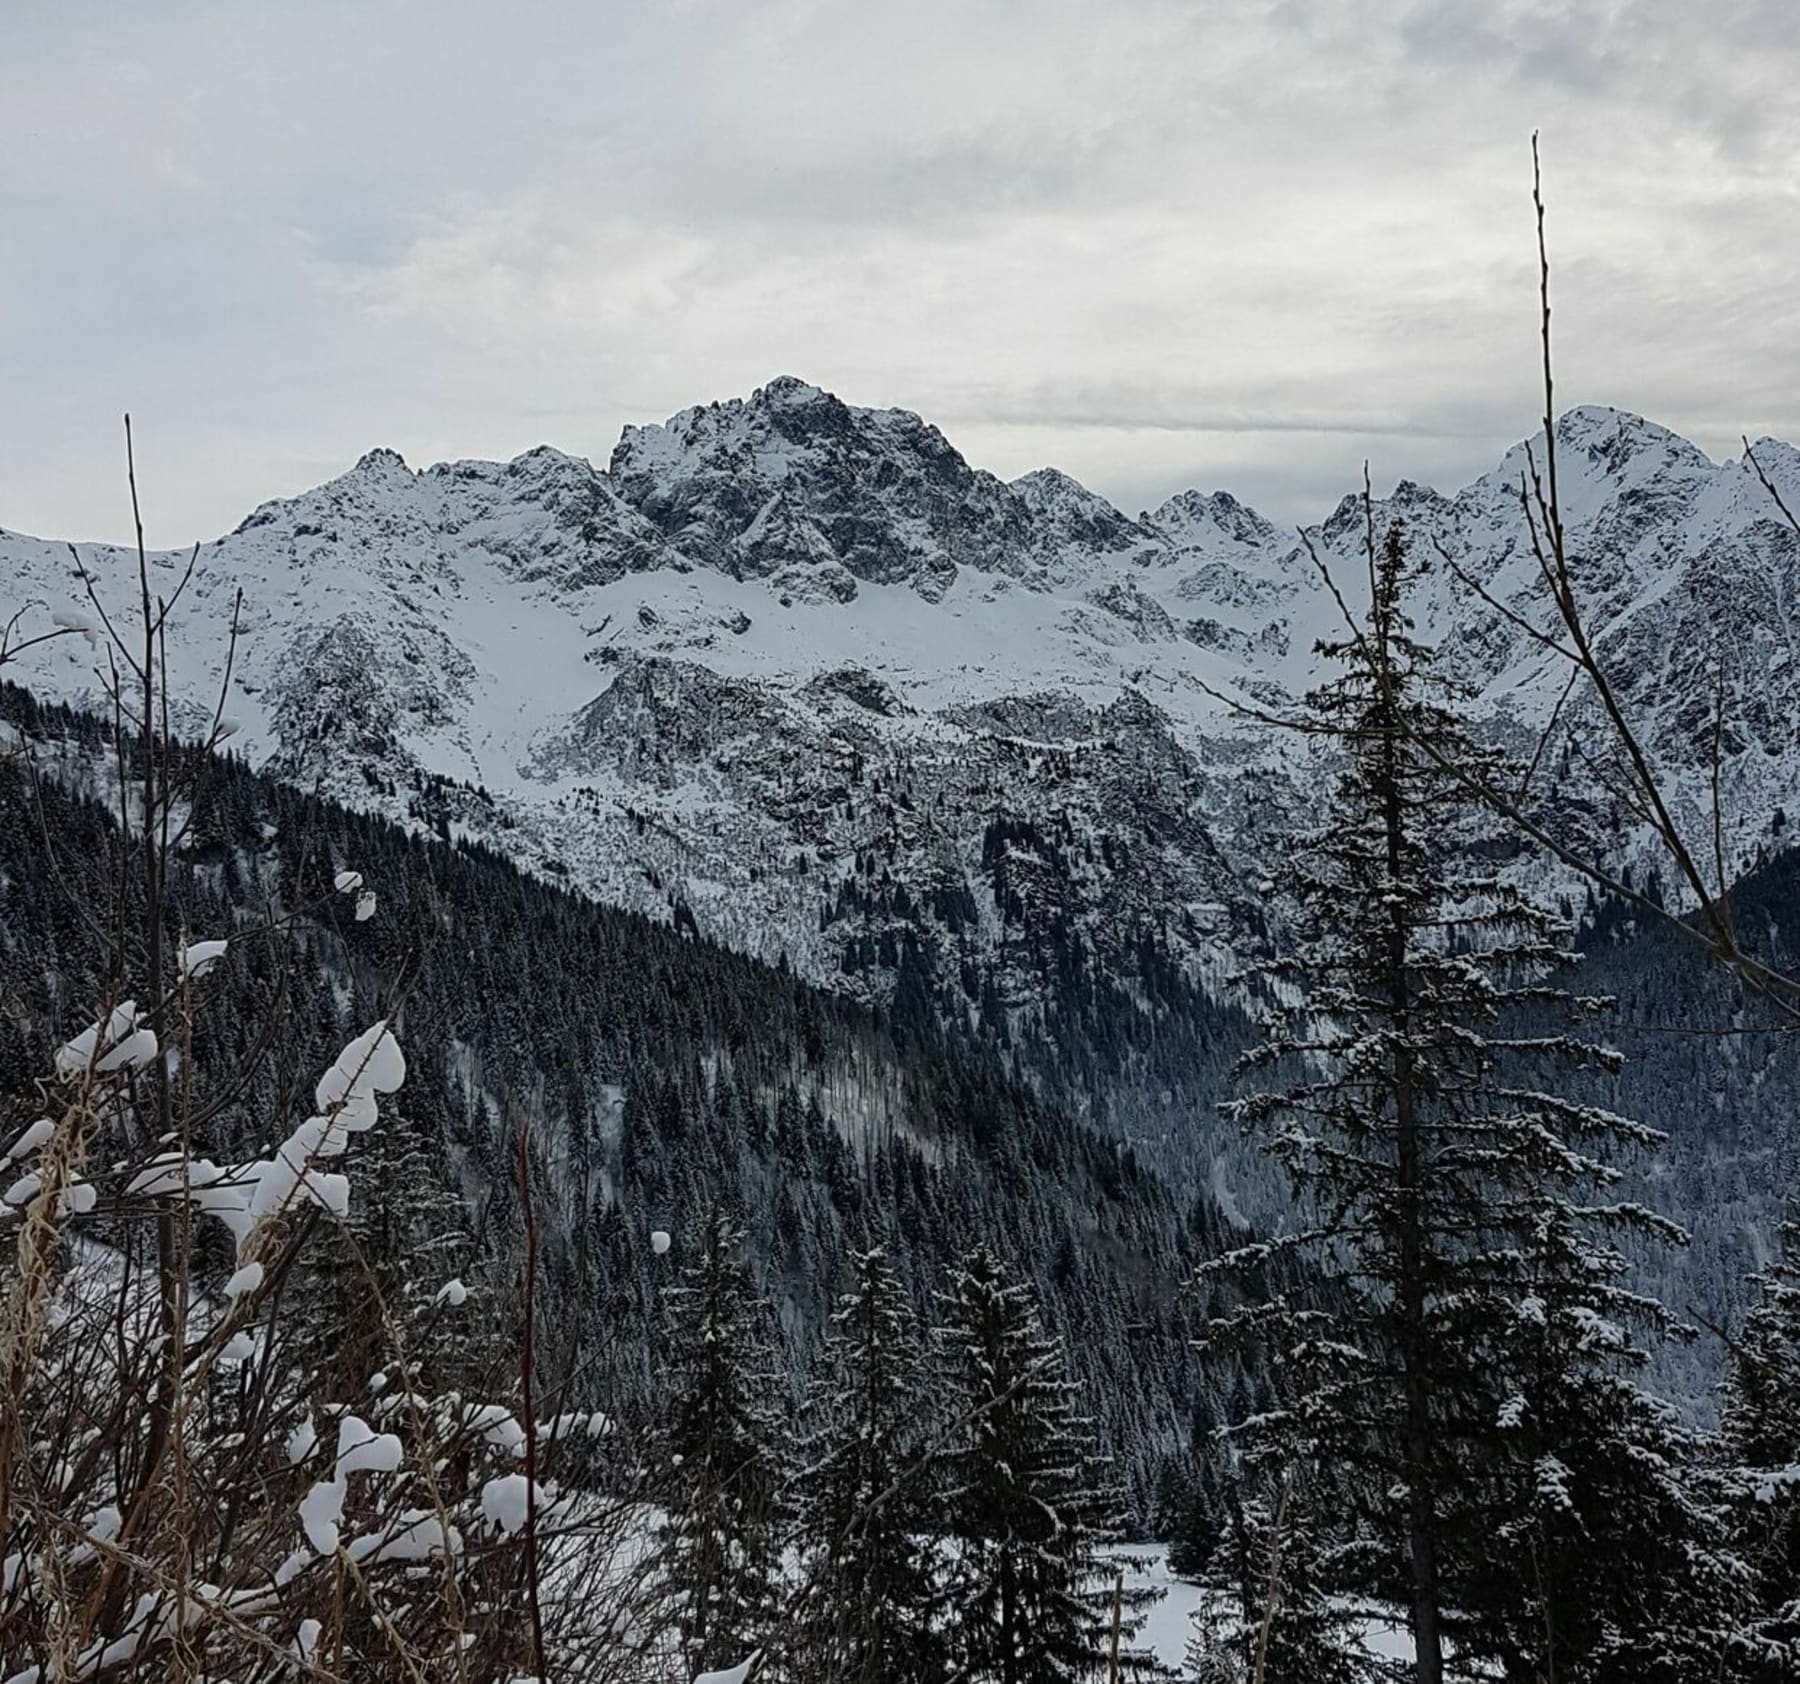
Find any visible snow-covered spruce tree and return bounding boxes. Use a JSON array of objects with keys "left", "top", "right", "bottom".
[
  {"left": 934, "top": 1244, "right": 1158, "bottom": 1683},
  {"left": 1160, "top": 1398, "right": 1238, "bottom": 1583},
  {"left": 1186, "top": 1465, "right": 1377, "bottom": 1684},
  {"left": 651, "top": 1207, "right": 792, "bottom": 1679},
  {"left": 1204, "top": 517, "right": 1739, "bottom": 1681},
  {"left": 791, "top": 1243, "right": 946, "bottom": 1684},
  {"left": 1439, "top": 1127, "right": 1746, "bottom": 1684},
  {"left": 292, "top": 1092, "right": 485, "bottom": 1404},
  {"left": 1719, "top": 1206, "right": 1800, "bottom": 1679}
]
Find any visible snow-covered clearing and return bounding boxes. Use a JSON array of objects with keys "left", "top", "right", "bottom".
[{"left": 1106, "top": 1545, "right": 1413, "bottom": 1671}]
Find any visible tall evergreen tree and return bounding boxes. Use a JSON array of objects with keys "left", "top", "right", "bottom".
[
  {"left": 935, "top": 1244, "right": 1156, "bottom": 1683},
  {"left": 1721, "top": 1207, "right": 1800, "bottom": 1679},
  {"left": 1205, "top": 519, "right": 1738, "bottom": 1680},
  {"left": 652, "top": 1209, "right": 791, "bottom": 1679},
  {"left": 1187, "top": 1465, "right": 1376, "bottom": 1684},
  {"left": 292, "top": 1099, "right": 483, "bottom": 1403},
  {"left": 793, "top": 1244, "right": 945, "bottom": 1684}
]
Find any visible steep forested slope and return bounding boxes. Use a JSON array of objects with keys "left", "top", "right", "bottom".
[
  {"left": 0, "top": 682, "right": 1254, "bottom": 1525},
  {"left": 1572, "top": 861, "right": 1800, "bottom": 1398}
]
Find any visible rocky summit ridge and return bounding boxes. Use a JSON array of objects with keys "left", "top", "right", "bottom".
[{"left": 7, "top": 381, "right": 1798, "bottom": 1020}]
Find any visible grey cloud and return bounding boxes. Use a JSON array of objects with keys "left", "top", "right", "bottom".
[{"left": 4, "top": 0, "right": 1798, "bottom": 546}]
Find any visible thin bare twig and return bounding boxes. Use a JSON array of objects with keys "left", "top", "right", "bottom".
[{"left": 518, "top": 1127, "right": 549, "bottom": 1683}]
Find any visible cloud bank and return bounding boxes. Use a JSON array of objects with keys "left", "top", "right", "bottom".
[{"left": 5, "top": 0, "right": 1798, "bottom": 543}]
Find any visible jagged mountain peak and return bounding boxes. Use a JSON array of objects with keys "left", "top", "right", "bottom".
[
  {"left": 504, "top": 442, "right": 600, "bottom": 476},
  {"left": 1146, "top": 487, "right": 1283, "bottom": 557},
  {"left": 1316, "top": 490, "right": 1367, "bottom": 546},
  {"left": 1012, "top": 465, "right": 1088, "bottom": 495},
  {"left": 756, "top": 372, "right": 832, "bottom": 408},
  {"left": 424, "top": 443, "right": 605, "bottom": 495},
  {"left": 1389, "top": 477, "right": 1449, "bottom": 511},
  {"left": 232, "top": 444, "right": 432, "bottom": 539},
  {"left": 1467, "top": 405, "right": 1718, "bottom": 525},
  {"left": 613, "top": 374, "right": 952, "bottom": 472},
  {"left": 1011, "top": 467, "right": 1152, "bottom": 560},
  {"left": 1742, "top": 435, "right": 1800, "bottom": 468},
  {"left": 1554, "top": 401, "right": 1697, "bottom": 451},
  {"left": 1010, "top": 465, "right": 1106, "bottom": 517},
  {"left": 352, "top": 444, "right": 411, "bottom": 475},
  {"left": 608, "top": 376, "right": 1033, "bottom": 601}
]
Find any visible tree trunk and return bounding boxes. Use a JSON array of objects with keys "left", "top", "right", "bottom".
[
  {"left": 1001, "top": 1547, "right": 1018, "bottom": 1684},
  {"left": 1375, "top": 622, "right": 1445, "bottom": 1684}
]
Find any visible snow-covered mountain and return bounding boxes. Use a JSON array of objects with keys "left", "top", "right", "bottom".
[{"left": 7, "top": 377, "right": 1797, "bottom": 1018}]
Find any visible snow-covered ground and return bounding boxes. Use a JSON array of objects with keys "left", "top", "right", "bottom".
[{"left": 1108, "top": 1545, "right": 1413, "bottom": 1671}]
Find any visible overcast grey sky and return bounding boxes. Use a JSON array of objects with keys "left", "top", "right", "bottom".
[{"left": 5, "top": 0, "right": 1799, "bottom": 547}]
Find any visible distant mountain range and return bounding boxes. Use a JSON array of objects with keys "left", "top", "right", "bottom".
[{"left": 8, "top": 378, "right": 1795, "bottom": 998}]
